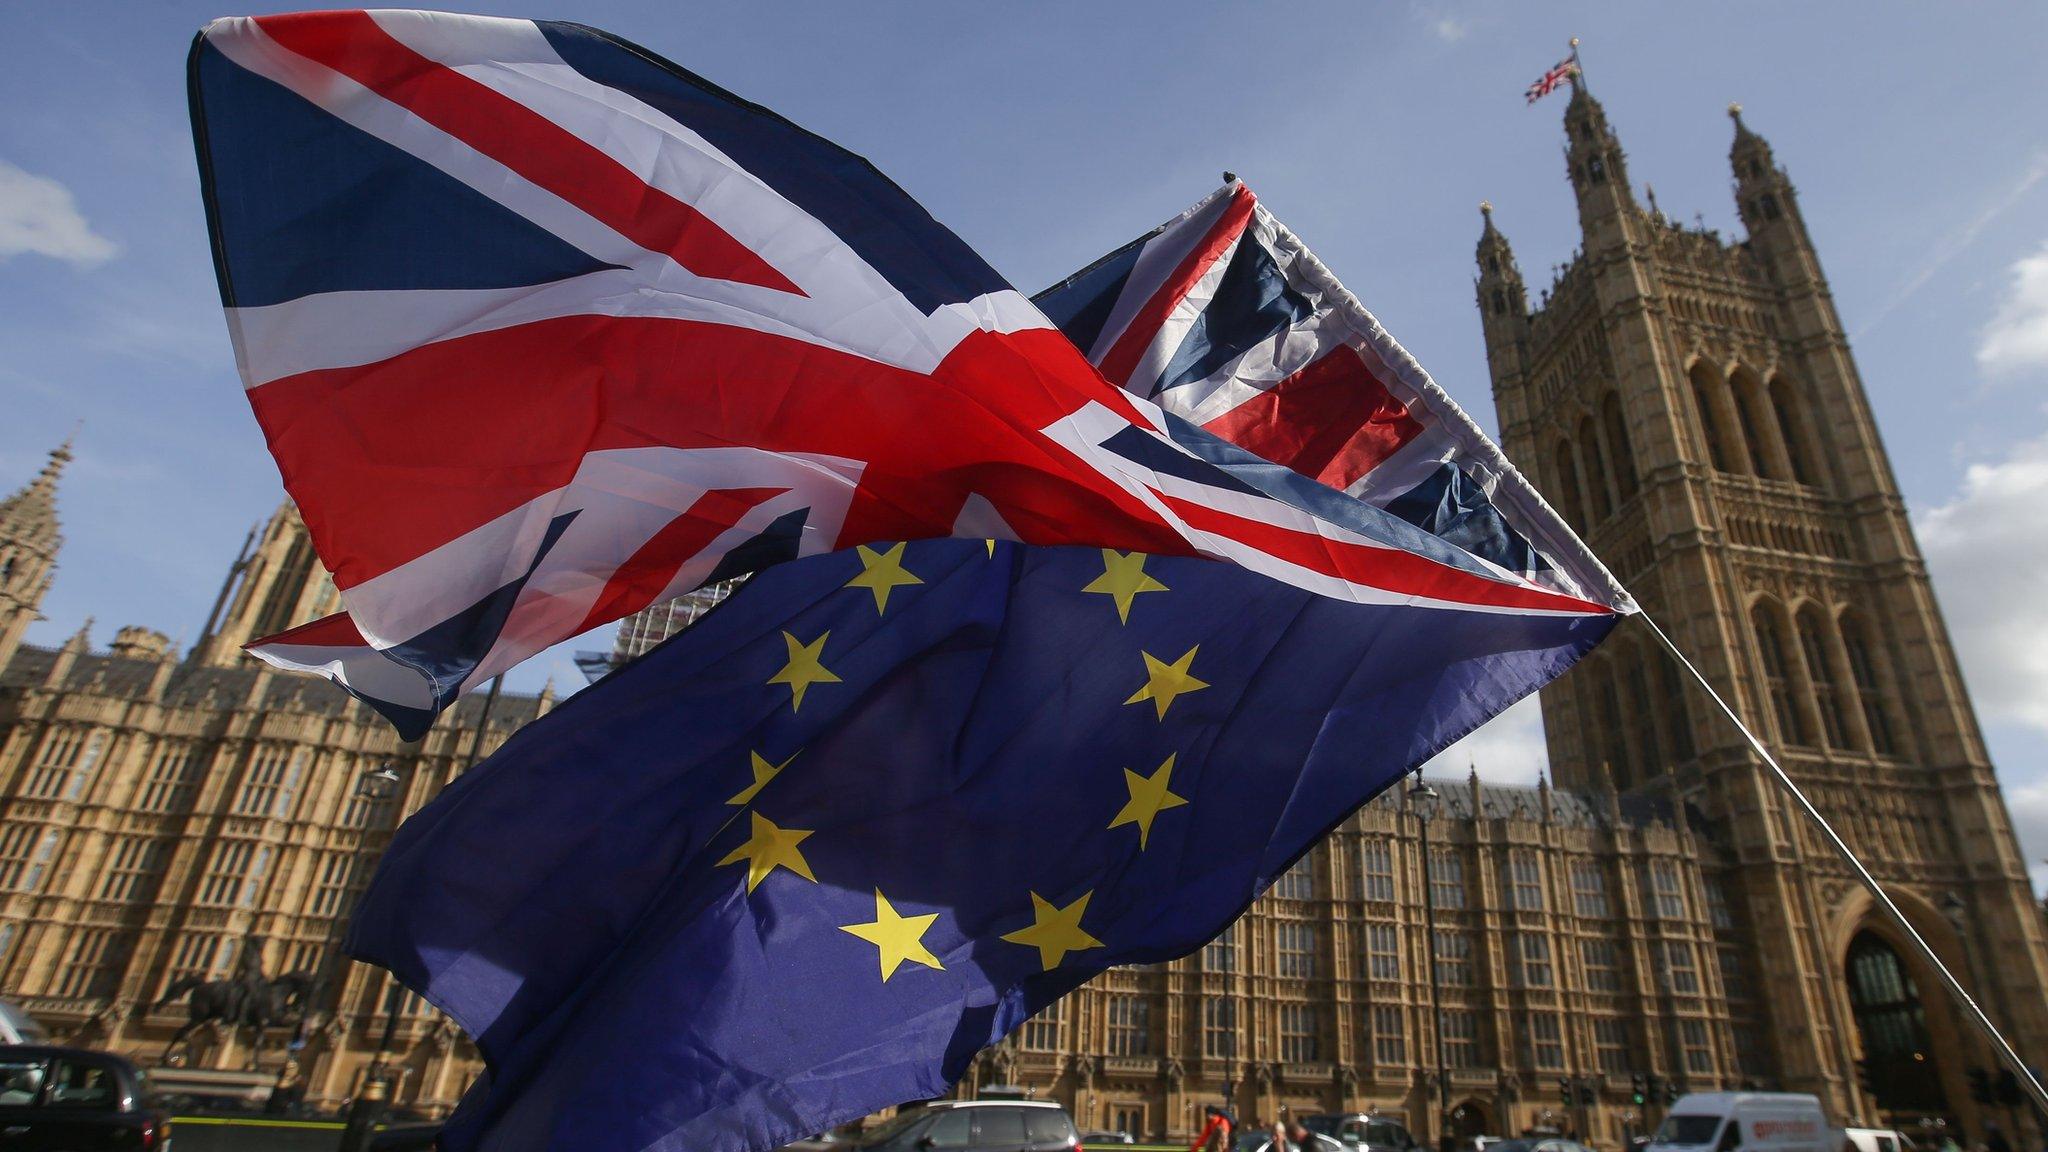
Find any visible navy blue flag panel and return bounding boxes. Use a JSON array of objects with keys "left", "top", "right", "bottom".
[{"left": 349, "top": 541, "right": 1612, "bottom": 1152}]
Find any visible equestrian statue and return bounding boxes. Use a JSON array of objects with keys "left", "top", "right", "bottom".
[{"left": 155, "top": 935, "right": 318, "bottom": 1068}]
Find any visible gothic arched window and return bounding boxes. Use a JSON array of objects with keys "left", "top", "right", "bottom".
[
  {"left": 1752, "top": 603, "right": 1810, "bottom": 746},
  {"left": 1846, "top": 932, "right": 1949, "bottom": 1113},
  {"left": 1769, "top": 376, "right": 1817, "bottom": 486},
  {"left": 1598, "top": 672, "right": 1631, "bottom": 787},
  {"left": 1840, "top": 613, "right": 1899, "bottom": 756},
  {"left": 1625, "top": 654, "right": 1663, "bottom": 775},
  {"left": 1731, "top": 374, "right": 1776, "bottom": 478},
  {"left": 1796, "top": 607, "right": 1848, "bottom": 750},
  {"left": 1553, "top": 441, "right": 1586, "bottom": 532},
  {"left": 1658, "top": 650, "right": 1696, "bottom": 760},
  {"left": 1601, "top": 392, "right": 1640, "bottom": 500},
  {"left": 1688, "top": 363, "right": 1732, "bottom": 472},
  {"left": 1579, "top": 416, "right": 1613, "bottom": 521}
]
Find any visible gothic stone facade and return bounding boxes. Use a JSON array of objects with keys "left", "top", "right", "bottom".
[
  {"left": 1475, "top": 81, "right": 2048, "bottom": 1139},
  {"left": 0, "top": 493, "right": 542, "bottom": 1110}
]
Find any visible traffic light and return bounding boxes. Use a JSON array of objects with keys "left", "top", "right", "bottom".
[
  {"left": 1996, "top": 1069, "right": 2024, "bottom": 1108},
  {"left": 1665, "top": 1081, "right": 1682, "bottom": 1105},
  {"left": 1580, "top": 1083, "right": 1597, "bottom": 1108},
  {"left": 1969, "top": 1068, "right": 1995, "bottom": 1106},
  {"left": 1645, "top": 1075, "right": 1662, "bottom": 1105},
  {"left": 1631, "top": 1074, "right": 1647, "bottom": 1106},
  {"left": 1559, "top": 1078, "right": 1573, "bottom": 1107},
  {"left": 1853, "top": 1058, "right": 1875, "bottom": 1095}
]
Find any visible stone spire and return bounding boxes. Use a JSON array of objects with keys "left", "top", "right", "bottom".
[
  {"left": 0, "top": 437, "right": 72, "bottom": 550},
  {"left": 1475, "top": 201, "right": 1528, "bottom": 336},
  {"left": 1561, "top": 70, "right": 1639, "bottom": 255},
  {"left": 0, "top": 437, "right": 73, "bottom": 673}
]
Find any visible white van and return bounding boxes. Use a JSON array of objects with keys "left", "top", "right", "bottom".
[
  {"left": 1843, "top": 1129, "right": 1917, "bottom": 1152},
  {"left": 1650, "top": 1093, "right": 1841, "bottom": 1152}
]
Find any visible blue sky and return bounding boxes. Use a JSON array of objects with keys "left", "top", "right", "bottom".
[{"left": 5, "top": 3, "right": 2048, "bottom": 874}]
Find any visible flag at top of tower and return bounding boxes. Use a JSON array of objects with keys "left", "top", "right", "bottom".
[
  {"left": 1525, "top": 54, "right": 1580, "bottom": 104},
  {"left": 190, "top": 10, "right": 1631, "bottom": 737}
]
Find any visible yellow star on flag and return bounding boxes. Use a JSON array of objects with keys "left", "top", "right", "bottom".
[
  {"left": 840, "top": 889, "right": 945, "bottom": 981},
  {"left": 726, "top": 750, "right": 798, "bottom": 807},
  {"left": 1124, "top": 646, "right": 1209, "bottom": 719},
  {"left": 1082, "top": 550, "right": 1167, "bottom": 623},
  {"left": 985, "top": 539, "right": 997, "bottom": 557},
  {"left": 1000, "top": 890, "right": 1103, "bottom": 971},
  {"left": 769, "top": 630, "right": 841, "bottom": 711},
  {"left": 716, "top": 812, "right": 818, "bottom": 893},
  {"left": 846, "top": 542, "right": 923, "bottom": 613},
  {"left": 1108, "top": 753, "right": 1190, "bottom": 849}
]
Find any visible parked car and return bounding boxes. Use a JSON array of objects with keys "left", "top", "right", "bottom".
[
  {"left": 1243, "top": 1132, "right": 1348, "bottom": 1152},
  {"left": 1484, "top": 1138, "right": 1594, "bottom": 1152},
  {"left": 0, "top": 1045, "right": 167, "bottom": 1150},
  {"left": 853, "top": 1100, "right": 1083, "bottom": 1152},
  {"left": 0, "top": 1003, "right": 47, "bottom": 1047},
  {"left": 371, "top": 1121, "right": 446, "bottom": 1152},
  {"left": 783, "top": 1127, "right": 863, "bottom": 1152},
  {"left": 1303, "top": 1115, "right": 1420, "bottom": 1152}
]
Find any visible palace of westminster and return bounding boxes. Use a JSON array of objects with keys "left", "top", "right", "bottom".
[{"left": 3, "top": 83, "right": 2046, "bottom": 1149}]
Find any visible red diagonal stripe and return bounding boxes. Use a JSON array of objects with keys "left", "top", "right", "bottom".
[
  {"left": 571, "top": 486, "right": 788, "bottom": 635},
  {"left": 1095, "top": 184, "right": 1257, "bottom": 391},
  {"left": 254, "top": 11, "right": 803, "bottom": 295},
  {"left": 1154, "top": 490, "right": 1611, "bottom": 617},
  {"left": 1201, "top": 346, "right": 1425, "bottom": 491}
]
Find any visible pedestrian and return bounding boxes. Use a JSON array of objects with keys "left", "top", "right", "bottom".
[{"left": 1193, "top": 1105, "right": 1235, "bottom": 1152}]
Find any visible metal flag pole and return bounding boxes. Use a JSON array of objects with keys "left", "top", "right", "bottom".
[
  {"left": 462, "top": 674, "right": 506, "bottom": 771},
  {"left": 1636, "top": 612, "right": 2048, "bottom": 1118}
]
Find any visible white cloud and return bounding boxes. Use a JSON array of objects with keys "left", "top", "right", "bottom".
[
  {"left": 0, "top": 159, "right": 118, "bottom": 266},
  {"left": 1421, "top": 694, "right": 1549, "bottom": 784},
  {"left": 2004, "top": 779, "right": 2048, "bottom": 886},
  {"left": 1915, "top": 424, "right": 2048, "bottom": 732},
  {"left": 1432, "top": 17, "right": 1470, "bottom": 42},
  {"left": 1978, "top": 242, "right": 2048, "bottom": 375}
]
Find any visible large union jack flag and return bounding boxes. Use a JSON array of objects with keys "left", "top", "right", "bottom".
[{"left": 192, "top": 11, "right": 1623, "bottom": 736}]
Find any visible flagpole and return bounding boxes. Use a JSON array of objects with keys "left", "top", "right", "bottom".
[{"left": 1636, "top": 612, "right": 2048, "bottom": 1120}]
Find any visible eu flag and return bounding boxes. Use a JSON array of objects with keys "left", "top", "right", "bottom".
[{"left": 347, "top": 539, "right": 1611, "bottom": 1152}]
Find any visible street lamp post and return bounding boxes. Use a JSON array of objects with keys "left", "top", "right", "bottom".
[
  {"left": 1409, "top": 773, "right": 1452, "bottom": 1152},
  {"left": 338, "top": 764, "right": 406, "bottom": 1152}
]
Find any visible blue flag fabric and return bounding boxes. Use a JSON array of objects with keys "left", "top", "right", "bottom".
[{"left": 348, "top": 540, "right": 1613, "bottom": 1152}]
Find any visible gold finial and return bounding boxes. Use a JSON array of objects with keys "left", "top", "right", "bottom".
[
  {"left": 1479, "top": 200, "right": 1493, "bottom": 216},
  {"left": 1570, "top": 37, "right": 1580, "bottom": 48},
  {"left": 1728, "top": 102, "right": 1743, "bottom": 118}
]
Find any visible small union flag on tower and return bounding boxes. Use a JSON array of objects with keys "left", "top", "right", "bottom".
[{"left": 1526, "top": 40, "right": 1582, "bottom": 104}]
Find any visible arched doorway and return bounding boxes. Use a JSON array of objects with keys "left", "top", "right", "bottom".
[
  {"left": 1448, "top": 1100, "right": 1489, "bottom": 1143},
  {"left": 1845, "top": 931, "right": 1950, "bottom": 1115}
]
